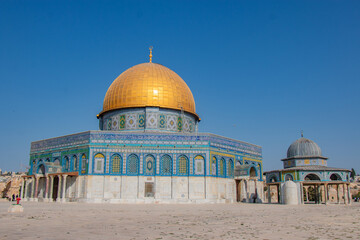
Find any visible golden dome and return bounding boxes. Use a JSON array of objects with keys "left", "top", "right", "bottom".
[{"left": 99, "top": 62, "right": 199, "bottom": 119}]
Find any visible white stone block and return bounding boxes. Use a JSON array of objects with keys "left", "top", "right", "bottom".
[{"left": 282, "top": 181, "right": 299, "bottom": 205}]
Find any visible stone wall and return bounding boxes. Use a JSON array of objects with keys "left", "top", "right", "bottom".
[{"left": 82, "top": 175, "right": 239, "bottom": 203}]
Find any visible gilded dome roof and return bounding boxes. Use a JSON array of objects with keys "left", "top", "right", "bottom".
[
  {"left": 99, "top": 62, "right": 198, "bottom": 119},
  {"left": 286, "top": 137, "right": 322, "bottom": 158}
]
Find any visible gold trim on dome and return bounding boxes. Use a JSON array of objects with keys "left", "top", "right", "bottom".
[{"left": 99, "top": 62, "right": 199, "bottom": 120}]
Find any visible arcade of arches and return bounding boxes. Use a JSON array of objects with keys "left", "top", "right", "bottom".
[
  {"left": 21, "top": 173, "right": 78, "bottom": 202},
  {"left": 266, "top": 173, "right": 351, "bottom": 205}
]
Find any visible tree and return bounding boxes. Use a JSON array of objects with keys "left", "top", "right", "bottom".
[{"left": 350, "top": 168, "right": 356, "bottom": 180}]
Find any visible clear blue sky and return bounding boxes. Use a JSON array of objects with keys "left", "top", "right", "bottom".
[{"left": 1, "top": 0, "right": 359, "bottom": 173}]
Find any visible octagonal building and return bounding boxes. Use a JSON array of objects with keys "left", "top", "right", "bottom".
[{"left": 22, "top": 52, "right": 263, "bottom": 203}]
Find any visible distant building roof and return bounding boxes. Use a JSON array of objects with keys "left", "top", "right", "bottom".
[{"left": 264, "top": 165, "right": 350, "bottom": 174}]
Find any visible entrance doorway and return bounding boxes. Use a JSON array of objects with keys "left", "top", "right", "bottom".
[
  {"left": 235, "top": 180, "right": 241, "bottom": 202},
  {"left": 52, "top": 176, "right": 59, "bottom": 201},
  {"left": 145, "top": 182, "right": 154, "bottom": 197}
]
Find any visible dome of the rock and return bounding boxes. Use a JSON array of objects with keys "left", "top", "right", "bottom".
[{"left": 99, "top": 62, "right": 198, "bottom": 120}]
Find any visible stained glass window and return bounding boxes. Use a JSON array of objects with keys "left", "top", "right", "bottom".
[
  {"left": 65, "top": 156, "right": 70, "bottom": 171},
  {"left": 211, "top": 156, "right": 217, "bottom": 175},
  {"left": 220, "top": 158, "right": 226, "bottom": 177},
  {"left": 73, "top": 155, "right": 78, "bottom": 171},
  {"left": 81, "top": 154, "right": 87, "bottom": 174},
  {"left": 228, "top": 159, "right": 234, "bottom": 178},
  {"left": 111, "top": 155, "right": 121, "bottom": 173},
  {"left": 127, "top": 154, "right": 139, "bottom": 174},
  {"left": 178, "top": 155, "right": 188, "bottom": 175},
  {"left": 161, "top": 155, "right": 172, "bottom": 175}
]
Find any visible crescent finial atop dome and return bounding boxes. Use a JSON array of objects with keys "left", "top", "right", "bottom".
[{"left": 149, "top": 46, "right": 153, "bottom": 63}]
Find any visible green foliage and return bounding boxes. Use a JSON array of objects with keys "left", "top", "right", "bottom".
[
  {"left": 352, "top": 191, "right": 360, "bottom": 199},
  {"left": 350, "top": 168, "right": 356, "bottom": 179}
]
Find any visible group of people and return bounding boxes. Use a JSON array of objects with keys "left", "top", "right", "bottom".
[{"left": 7, "top": 194, "right": 18, "bottom": 202}]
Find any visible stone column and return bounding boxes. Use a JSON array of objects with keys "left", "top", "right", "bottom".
[
  {"left": 20, "top": 178, "right": 25, "bottom": 199},
  {"left": 343, "top": 183, "right": 347, "bottom": 205},
  {"left": 62, "top": 175, "right": 68, "bottom": 202},
  {"left": 30, "top": 178, "right": 34, "bottom": 199},
  {"left": 49, "top": 176, "right": 54, "bottom": 201},
  {"left": 34, "top": 176, "right": 40, "bottom": 199},
  {"left": 56, "top": 176, "right": 62, "bottom": 202},
  {"left": 76, "top": 176, "right": 81, "bottom": 198},
  {"left": 44, "top": 176, "right": 49, "bottom": 201},
  {"left": 241, "top": 180, "right": 246, "bottom": 202},
  {"left": 324, "top": 184, "right": 328, "bottom": 205},
  {"left": 24, "top": 179, "right": 29, "bottom": 200},
  {"left": 303, "top": 186, "right": 307, "bottom": 202},
  {"left": 326, "top": 184, "right": 330, "bottom": 204},
  {"left": 31, "top": 177, "right": 35, "bottom": 199},
  {"left": 254, "top": 180, "right": 258, "bottom": 203},
  {"left": 337, "top": 184, "right": 340, "bottom": 204},
  {"left": 347, "top": 184, "right": 351, "bottom": 205},
  {"left": 306, "top": 186, "right": 310, "bottom": 203}
]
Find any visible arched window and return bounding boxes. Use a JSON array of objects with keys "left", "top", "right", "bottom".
[
  {"left": 220, "top": 158, "right": 226, "bottom": 177},
  {"left": 94, "top": 153, "right": 105, "bottom": 173},
  {"left": 127, "top": 154, "right": 139, "bottom": 175},
  {"left": 194, "top": 155, "right": 205, "bottom": 175},
  {"left": 45, "top": 158, "right": 50, "bottom": 162},
  {"left": 64, "top": 156, "right": 70, "bottom": 171},
  {"left": 81, "top": 154, "right": 87, "bottom": 174},
  {"left": 330, "top": 173, "right": 342, "bottom": 181},
  {"left": 249, "top": 166, "right": 257, "bottom": 177},
  {"left": 211, "top": 156, "right": 217, "bottom": 176},
  {"left": 73, "top": 155, "right": 78, "bottom": 171},
  {"left": 304, "top": 173, "right": 320, "bottom": 181},
  {"left": 38, "top": 164, "right": 45, "bottom": 174},
  {"left": 285, "top": 174, "right": 293, "bottom": 181},
  {"left": 269, "top": 175, "right": 277, "bottom": 183},
  {"left": 145, "top": 155, "right": 155, "bottom": 175},
  {"left": 228, "top": 159, "right": 234, "bottom": 178},
  {"left": 178, "top": 155, "right": 188, "bottom": 175},
  {"left": 111, "top": 154, "right": 122, "bottom": 174},
  {"left": 161, "top": 155, "right": 172, "bottom": 175}
]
